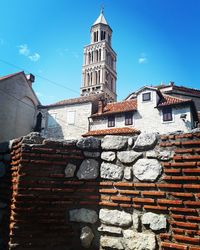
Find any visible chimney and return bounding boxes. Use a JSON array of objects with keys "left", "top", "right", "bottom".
[
  {"left": 98, "top": 97, "right": 105, "bottom": 114},
  {"left": 26, "top": 73, "right": 35, "bottom": 87}
]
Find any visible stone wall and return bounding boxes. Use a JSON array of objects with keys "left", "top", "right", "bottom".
[
  {"left": 0, "top": 141, "right": 12, "bottom": 249},
  {"left": 8, "top": 132, "right": 200, "bottom": 249}
]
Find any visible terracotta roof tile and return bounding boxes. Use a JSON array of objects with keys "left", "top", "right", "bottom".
[
  {"left": 41, "top": 93, "right": 104, "bottom": 108},
  {"left": 92, "top": 99, "right": 137, "bottom": 117},
  {"left": 82, "top": 127, "right": 140, "bottom": 137},
  {"left": 157, "top": 94, "right": 192, "bottom": 107}
]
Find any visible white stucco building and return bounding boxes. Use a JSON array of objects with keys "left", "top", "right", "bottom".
[
  {"left": 39, "top": 94, "right": 102, "bottom": 139},
  {"left": 83, "top": 86, "right": 198, "bottom": 137},
  {"left": 0, "top": 71, "right": 40, "bottom": 142}
]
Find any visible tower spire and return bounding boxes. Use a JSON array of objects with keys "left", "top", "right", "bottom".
[{"left": 101, "top": 4, "right": 104, "bottom": 14}]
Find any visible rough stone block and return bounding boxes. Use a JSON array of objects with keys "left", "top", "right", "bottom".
[
  {"left": 132, "top": 213, "right": 139, "bottom": 230},
  {"left": 123, "top": 230, "right": 156, "bottom": 250},
  {"left": 124, "top": 167, "right": 132, "bottom": 181},
  {"left": 80, "top": 226, "right": 94, "bottom": 248},
  {"left": 133, "top": 133, "right": 158, "bottom": 151},
  {"left": 69, "top": 208, "right": 98, "bottom": 224},
  {"left": 146, "top": 150, "right": 158, "bottom": 159},
  {"left": 99, "top": 209, "right": 132, "bottom": 227},
  {"left": 133, "top": 159, "right": 162, "bottom": 182},
  {"left": 64, "top": 163, "right": 76, "bottom": 178},
  {"left": 117, "top": 151, "right": 142, "bottom": 164},
  {"left": 159, "top": 150, "right": 173, "bottom": 161},
  {"left": 141, "top": 212, "right": 167, "bottom": 231},
  {"left": 98, "top": 225, "right": 122, "bottom": 235},
  {"left": 101, "top": 135, "right": 127, "bottom": 150},
  {"left": 100, "top": 236, "right": 124, "bottom": 250},
  {"left": 101, "top": 151, "right": 116, "bottom": 162},
  {"left": 101, "top": 162, "right": 123, "bottom": 180},
  {"left": 77, "top": 159, "right": 99, "bottom": 180},
  {"left": 83, "top": 151, "right": 100, "bottom": 158},
  {"left": 77, "top": 137, "right": 101, "bottom": 150}
]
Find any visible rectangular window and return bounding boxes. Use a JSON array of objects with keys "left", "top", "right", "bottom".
[
  {"left": 163, "top": 107, "right": 172, "bottom": 122},
  {"left": 48, "top": 113, "right": 57, "bottom": 127},
  {"left": 125, "top": 113, "right": 133, "bottom": 125},
  {"left": 142, "top": 92, "right": 151, "bottom": 101},
  {"left": 67, "top": 111, "right": 75, "bottom": 125},
  {"left": 108, "top": 116, "right": 115, "bottom": 127}
]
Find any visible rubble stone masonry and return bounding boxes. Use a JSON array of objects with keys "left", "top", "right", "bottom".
[{"left": 7, "top": 131, "right": 200, "bottom": 249}]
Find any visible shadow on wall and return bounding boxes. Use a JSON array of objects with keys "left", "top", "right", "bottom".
[{"left": 44, "top": 113, "right": 64, "bottom": 139}]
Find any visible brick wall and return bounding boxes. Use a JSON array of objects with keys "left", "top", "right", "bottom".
[{"left": 8, "top": 132, "right": 200, "bottom": 250}]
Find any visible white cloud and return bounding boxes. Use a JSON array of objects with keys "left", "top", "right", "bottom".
[
  {"left": 29, "top": 53, "right": 40, "bottom": 62},
  {"left": 18, "top": 44, "right": 30, "bottom": 56},
  {"left": 138, "top": 53, "right": 148, "bottom": 64},
  {"left": 18, "top": 44, "right": 40, "bottom": 62}
]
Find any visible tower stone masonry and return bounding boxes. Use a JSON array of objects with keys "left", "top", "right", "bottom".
[{"left": 80, "top": 10, "right": 117, "bottom": 102}]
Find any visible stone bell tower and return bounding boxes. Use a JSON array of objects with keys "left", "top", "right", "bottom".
[{"left": 80, "top": 9, "right": 117, "bottom": 102}]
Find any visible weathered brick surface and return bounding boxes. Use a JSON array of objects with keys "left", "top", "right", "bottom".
[{"left": 7, "top": 132, "right": 200, "bottom": 249}]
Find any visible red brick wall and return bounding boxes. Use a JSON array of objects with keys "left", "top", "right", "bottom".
[{"left": 9, "top": 133, "right": 200, "bottom": 250}]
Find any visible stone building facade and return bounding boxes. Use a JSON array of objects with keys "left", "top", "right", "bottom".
[
  {"left": 0, "top": 71, "right": 40, "bottom": 142},
  {"left": 84, "top": 86, "right": 198, "bottom": 137},
  {"left": 39, "top": 94, "right": 102, "bottom": 139}
]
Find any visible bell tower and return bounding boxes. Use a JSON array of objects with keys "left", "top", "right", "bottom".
[{"left": 80, "top": 9, "right": 117, "bottom": 102}]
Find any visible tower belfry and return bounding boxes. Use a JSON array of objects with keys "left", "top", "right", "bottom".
[{"left": 80, "top": 10, "right": 117, "bottom": 102}]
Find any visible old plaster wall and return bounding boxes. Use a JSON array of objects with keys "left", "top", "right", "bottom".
[
  {"left": 0, "top": 74, "right": 39, "bottom": 142},
  {"left": 41, "top": 102, "right": 93, "bottom": 140},
  {"left": 8, "top": 132, "right": 200, "bottom": 250}
]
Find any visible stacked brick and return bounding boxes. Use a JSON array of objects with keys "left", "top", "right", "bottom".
[
  {"left": 8, "top": 132, "right": 200, "bottom": 250},
  {"left": 0, "top": 141, "right": 12, "bottom": 250}
]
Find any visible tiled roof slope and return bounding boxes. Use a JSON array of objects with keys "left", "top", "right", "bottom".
[
  {"left": 41, "top": 93, "right": 104, "bottom": 108},
  {"left": 157, "top": 94, "right": 192, "bottom": 107},
  {"left": 83, "top": 127, "right": 140, "bottom": 137},
  {"left": 92, "top": 99, "right": 137, "bottom": 117},
  {"left": 159, "top": 84, "right": 200, "bottom": 96}
]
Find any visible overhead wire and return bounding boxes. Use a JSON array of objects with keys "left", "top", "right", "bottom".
[{"left": 0, "top": 58, "right": 80, "bottom": 95}]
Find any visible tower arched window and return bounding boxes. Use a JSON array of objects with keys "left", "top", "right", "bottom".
[
  {"left": 95, "top": 71, "right": 98, "bottom": 84},
  {"left": 92, "top": 51, "right": 94, "bottom": 62},
  {"left": 98, "top": 70, "right": 100, "bottom": 84},
  {"left": 90, "top": 72, "right": 93, "bottom": 85},
  {"left": 96, "top": 50, "right": 99, "bottom": 62},
  {"left": 99, "top": 49, "right": 101, "bottom": 61},
  {"left": 89, "top": 52, "right": 91, "bottom": 64},
  {"left": 87, "top": 73, "right": 90, "bottom": 86},
  {"left": 96, "top": 31, "right": 98, "bottom": 42}
]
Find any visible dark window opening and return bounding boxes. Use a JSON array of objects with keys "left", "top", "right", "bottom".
[
  {"left": 163, "top": 107, "right": 172, "bottom": 121},
  {"left": 142, "top": 92, "right": 151, "bottom": 101},
  {"left": 101, "top": 31, "right": 106, "bottom": 40},
  {"left": 108, "top": 116, "right": 115, "bottom": 127},
  {"left": 125, "top": 113, "right": 133, "bottom": 125},
  {"left": 34, "top": 112, "right": 42, "bottom": 132}
]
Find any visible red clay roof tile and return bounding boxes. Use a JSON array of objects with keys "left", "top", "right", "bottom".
[
  {"left": 82, "top": 127, "right": 140, "bottom": 137},
  {"left": 157, "top": 94, "right": 192, "bottom": 107},
  {"left": 92, "top": 99, "right": 137, "bottom": 117}
]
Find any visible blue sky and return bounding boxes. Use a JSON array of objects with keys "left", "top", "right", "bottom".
[{"left": 0, "top": 0, "right": 200, "bottom": 104}]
